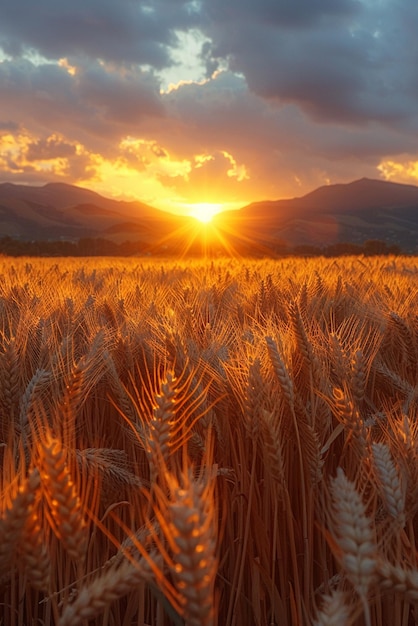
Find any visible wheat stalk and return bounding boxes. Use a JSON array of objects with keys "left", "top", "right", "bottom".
[
  {"left": 0, "top": 468, "right": 40, "bottom": 577},
  {"left": 38, "top": 433, "right": 87, "bottom": 562},
  {"left": 329, "top": 468, "right": 377, "bottom": 626},
  {"left": 265, "top": 336, "right": 294, "bottom": 408},
  {"left": 59, "top": 554, "right": 157, "bottom": 626},
  {"left": 19, "top": 504, "right": 51, "bottom": 592},
  {"left": 0, "top": 255, "right": 417, "bottom": 625},
  {"left": 146, "top": 371, "right": 178, "bottom": 482},
  {"left": 0, "top": 336, "right": 20, "bottom": 421},
  {"left": 350, "top": 349, "right": 367, "bottom": 406},
  {"left": 331, "top": 387, "right": 367, "bottom": 462},
  {"left": 289, "top": 301, "right": 321, "bottom": 383},
  {"left": 329, "top": 332, "right": 349, "bottom": 382},
  {"left": 19, "top": 368, "right": 51, "bottom": 432},
  {"left": 371, "top": 442, "right": 405, "bottom": 528},
  {"left": 154, "top": 467, "right": 218, "bottom": 626},
  {"left": 259, "top": 408, "right": 286, "bottom": 494}
]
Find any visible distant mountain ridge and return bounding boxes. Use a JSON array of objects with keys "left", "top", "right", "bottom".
[
  {"left": 217, "top": 177, "right": 418, "bottom": 253},
  {"left": 235, "top": 178, "right": 418, "bottom": 216},
  {"left": 0, "top": 178, "right": 417, "bottom": 253},
  {"left": 0, "top": 181, "right": 184, "bottom": 244}
]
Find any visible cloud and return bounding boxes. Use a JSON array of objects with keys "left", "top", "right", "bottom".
[
  {"left": 0, "top": 57, "right": 164, "bottom": 153},
  {"left": 25, "top": 134, "right": 77, "bottom": 161},
  {"left": 0, "top": 130, "right": 98, "bottom": 183},
  {"left": 203, "top": 0, "right": 361, "bottom": 29},
  {"left": 76, "top": 62, "right": 164, "bottom": 124},
  {"left": 155, "top": 147, "right": 251, "bottom": 203},
  {"left": 200, "top": 0, "right": 418, "bottom": 124},
  {"left": 0, "top": 119, "right": 19, "bottom": 132},
  {"left": 378, "top": 157, "right": 418, "bottom": 185},
  {"left": 1, "top": 0, "right": 418, "bottom": 208},
  {"left": 0, "top": 0, "right": 201, "bottom": 67}
]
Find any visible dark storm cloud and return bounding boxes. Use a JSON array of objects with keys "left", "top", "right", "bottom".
[
  {"left": 0, "top": 0, "right": 199, "bottom": 67},
  {"left": 203, "top": 0, "right": 361, "bottom": 28},
  {"left": 76, "top": 63, "right": 164, "bottom": 123},
  {"left": 200, "top": 0, "right": 418, "bottom": 124}
]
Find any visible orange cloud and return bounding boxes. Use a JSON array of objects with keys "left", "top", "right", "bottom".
[
  {"left": 58, "top": 58, "right": 77, "bottom": 76},
  {"left": 221, "top": 150, "right": 249, "bottom": 181},
  {"left": 378, "top": 158, "right": 418, "bottom": 184},
  {"left": 0, "top": 130, "right": 90, "bottom": 179},
  {"left": 0, "top": 129, "right": 196, "bottom": 210}
]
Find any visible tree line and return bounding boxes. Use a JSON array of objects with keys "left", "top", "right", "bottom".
[{"left": 0, "top": 235, "right": 404, "bottom": 257}]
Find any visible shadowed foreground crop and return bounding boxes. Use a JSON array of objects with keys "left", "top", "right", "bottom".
[{"left": 0, "top": 255, "right": 417, "bottom": 625}]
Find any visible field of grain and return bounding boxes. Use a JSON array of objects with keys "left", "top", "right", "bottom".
[{"left": 0, "top": 254, "right": 417, "bottom": 626}]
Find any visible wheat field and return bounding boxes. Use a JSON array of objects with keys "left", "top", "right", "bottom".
[{"left": 0, "top": 254, "right": 417, "bottom": 626}]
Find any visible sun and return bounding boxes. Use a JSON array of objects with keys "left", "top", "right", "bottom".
[{"left": 188, "top": 202, "right": 223, "bottom": 223}]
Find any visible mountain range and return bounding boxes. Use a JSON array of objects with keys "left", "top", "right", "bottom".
[
  {"left": 214, "top": 177, "right": 418, "bottom": 253},
  {"left": 0, "top": 177, "right": 417, "bottom": 254},
  {"left": 0, "top": 181, "right": 185, "bottom": 245}
]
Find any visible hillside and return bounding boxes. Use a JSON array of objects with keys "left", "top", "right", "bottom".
[
  {"left": 216, "top": 178, "right": 418, "bottom": 252},
  {"left": 0, "top": 182, "right": 185, "bottom": 244}
]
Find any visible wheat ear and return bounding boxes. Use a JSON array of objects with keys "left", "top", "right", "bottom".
[
  {"left": 377, "top": 559, "right": 418, "bottom": 601},
  {"left": 329, "top": 468, "right": 377, "bottom": 626},
  {"left": 38, "top": 433, "right": 87, "bottom": 562},
  {"left": 289, "top": 302, "right": 313, "bottom": 365},
  {"left": 59, "top": 555, "right": 156, "bottom": 626},
  {"left": 371, "top": 442, "right": 405, "bottom": 528},
  {"left": 0, "top": 468, "right": 40, "bottom": 576},
  {"left": 331, "top": 387, "right": 366, "bottom": 459},
  {"left": 19, "top": 368, "right": 51, "bottom": 433},
  {"left": 0, "top": 336, "right": 20, "bottom": 420},
  {"left": 156, "top": 467, "right": 218, "bottom": 626},
  {"left": 289, "top": 301, "right": 321, "bottom": 385},
  {"left": 19, "top": 504, "right": 51, "bottom": 592},
  {"left": 259, "top": 409, "right": 286, "bottom": 495},
  {"left": 350, "top": 349, "right": 367, "bottom": 406},
  {"left": 329, "top": 332, "right": 349, "bottom": 381},
  {"left": 146, "top": 371, "right": 178, "bottom": 482},
  {"left": 313, "top": 590, "right": 350, "bottom": 625},
  {"left": 265, "top": 336, "right": 294, "bottom": 408}
]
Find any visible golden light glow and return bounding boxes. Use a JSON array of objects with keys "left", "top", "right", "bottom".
[
  {"left": 58, "top": 58, "right": 77, "bottom": 76},
  {"left": 378, "top": 158, "right": 418, "bottom": 183},
  {"left": 188, "top": 202, "right": 223, "bottom": 223}
]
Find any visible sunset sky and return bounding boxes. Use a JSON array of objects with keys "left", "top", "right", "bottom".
[{"left": 1, "top": 0, "right": 418, "bottom": 218}]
